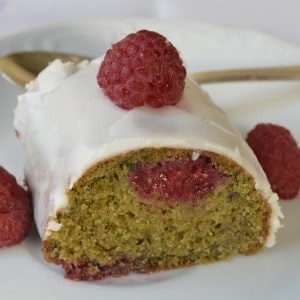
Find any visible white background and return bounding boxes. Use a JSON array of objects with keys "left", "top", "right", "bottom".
[{"left": 0, "top": 0, "right": 299, "bottom": 45}]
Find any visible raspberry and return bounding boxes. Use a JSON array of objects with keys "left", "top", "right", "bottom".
[
  {"left": 97, "top": 29, "right": 186, "bottom": 109},
  {"left": 0, "top": 166, "right": 33, "bottom": 247},
  {"left": 129, "top": 156, "right": 225, "bottom": 204},
  {"left": 246, "top": 123, "right": 300, "bottom": 200}
]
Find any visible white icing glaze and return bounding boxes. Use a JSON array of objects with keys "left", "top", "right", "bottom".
[{"left": 14, "top": 58, "right": 282, "bottom": 246}]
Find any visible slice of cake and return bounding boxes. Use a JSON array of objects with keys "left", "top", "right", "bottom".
[{"left": 14, "top": 30, "right": 282, "bottom": 281}]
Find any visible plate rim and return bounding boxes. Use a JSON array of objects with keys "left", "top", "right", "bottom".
[{"left": 0, "top": 17, "right": 300, "bottom": 300}]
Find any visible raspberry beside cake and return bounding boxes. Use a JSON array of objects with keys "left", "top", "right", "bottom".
[{"left": 14, "top": 30, "right": 282, "bottom": 280}]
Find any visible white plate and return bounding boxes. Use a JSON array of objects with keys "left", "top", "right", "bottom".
[{"left": 0, "top": 17, "right": 299, "bottom": 300}]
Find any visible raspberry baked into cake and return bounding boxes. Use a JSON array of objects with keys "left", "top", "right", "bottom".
[{"left": 14, "top": 30, "right": 282, "bottom": 280}]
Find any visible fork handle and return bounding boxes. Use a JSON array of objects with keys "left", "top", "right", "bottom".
[{"left": 191, "top": 66, "right": 300, "bottom": 84}]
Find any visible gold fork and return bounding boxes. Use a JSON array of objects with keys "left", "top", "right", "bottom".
[{"left": 1, "top": 51, "right": 300, "bottom": 87}]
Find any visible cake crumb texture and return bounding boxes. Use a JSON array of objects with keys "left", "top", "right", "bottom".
[{"left": 43, "top": 148, "right": 271, "bottom": 280}]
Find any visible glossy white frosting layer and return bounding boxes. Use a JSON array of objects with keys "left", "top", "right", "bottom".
[{"left": 14, "top": 58, "right": 282, "bottom": 246}]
